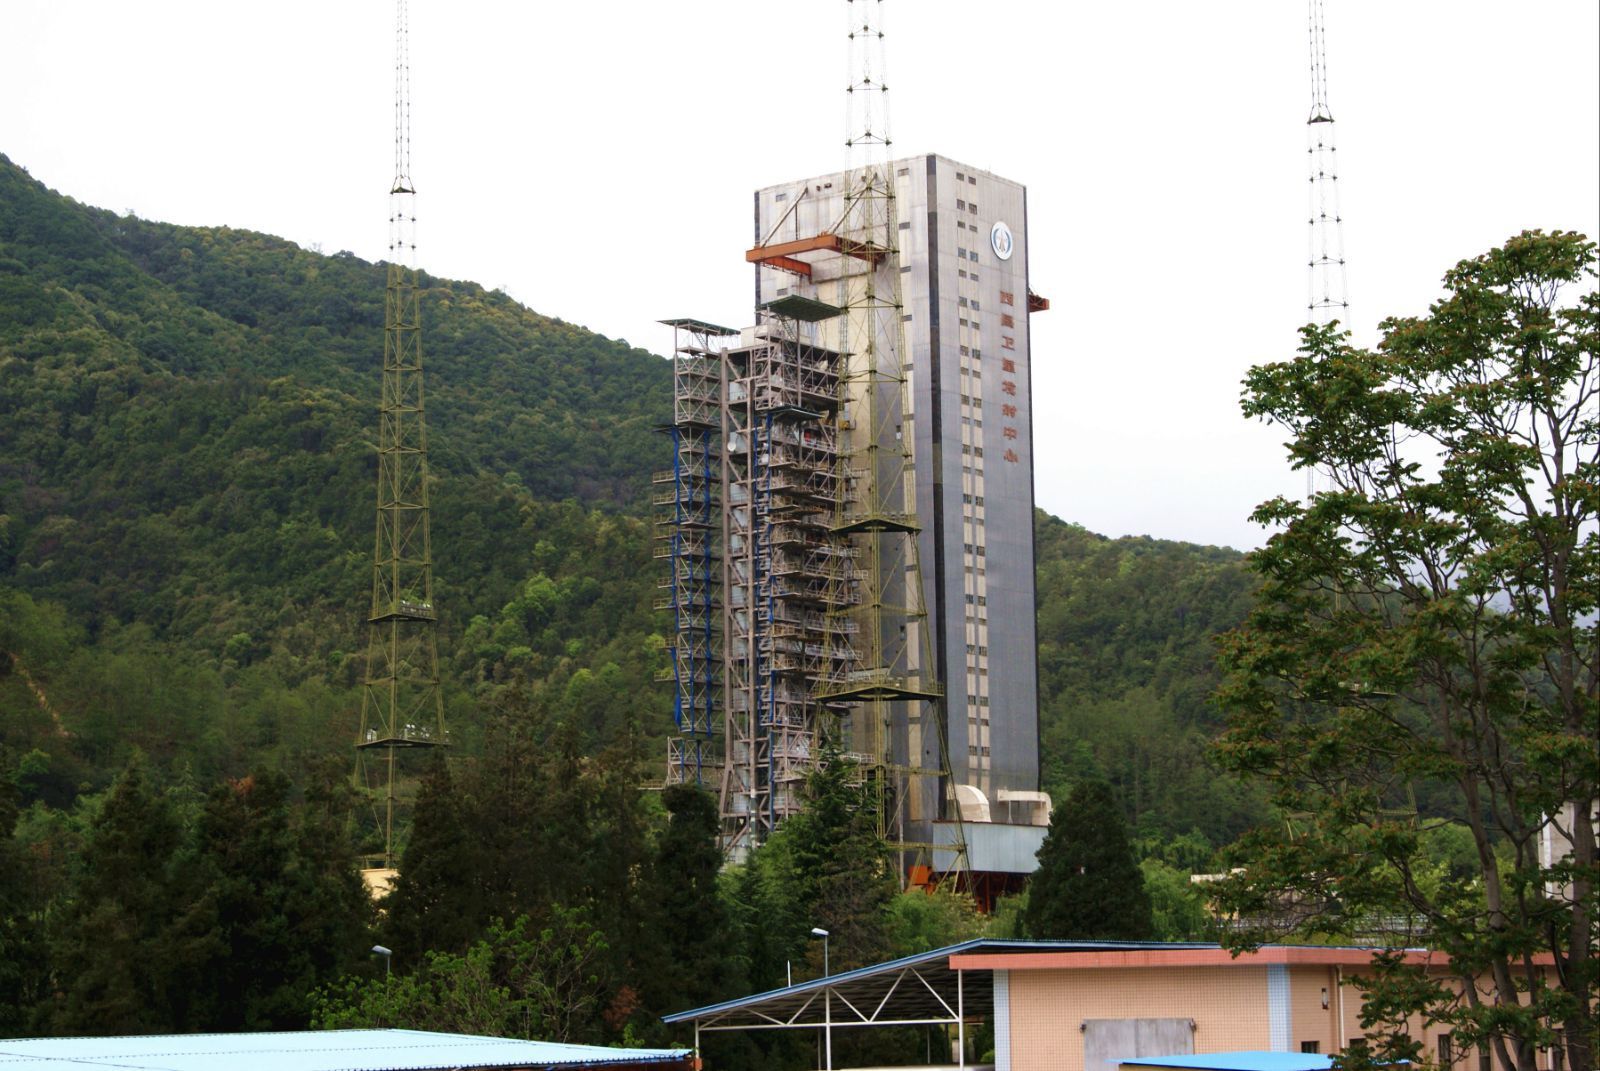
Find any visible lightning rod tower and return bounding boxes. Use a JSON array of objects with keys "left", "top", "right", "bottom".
[
  {"left": 815, "top": 0, "right": 964, "bottom": 880},
  {"left": 1306, "top": 0, "right": 1349, "bottom": 325},
  {"left": 356, "top": 0, "right": 445, "bottom": 871}
]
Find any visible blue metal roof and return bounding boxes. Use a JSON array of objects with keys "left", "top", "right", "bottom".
[
  {"left": 0, "top": 1029, "right": 692, "bottom": 1070},
  {"left": 1118, "top": 1053, "right": 1337, "bottom": 1071}
]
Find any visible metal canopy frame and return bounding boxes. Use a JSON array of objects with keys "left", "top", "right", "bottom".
[{"left": 664, "top": 939, "right": 1202, "bottom": 1071}]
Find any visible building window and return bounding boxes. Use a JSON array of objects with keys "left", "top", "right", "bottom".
[
  {"left": 968, "top": 175, "right": 977, "bottom": 186},
  {"left": 899, "top": 220, "right": 911, "bottom": 229},
  {"left": 1300, "top": 1043, "right": 1320, "bottom": 1055},
  {"left": 956, "top": 199, "right": 966, "bottom": 210},
  {"left": 897, "top": 167, "right": 910, "bottom": 176},
  {"left": 955, "top": 171, "right": 965, "bottom": 181},
  {"left": 775, "top": 191, "right": 788, "bottom": 201},
  {"left": 1437, "top": 1035, "right": 1452, "bottom": 1066}
]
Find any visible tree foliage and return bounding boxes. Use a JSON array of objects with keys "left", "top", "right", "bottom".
[
  {"left": 1023, "top": 780, "right": 1154, "bottom": 941},
  {"left": 1216, "top": 231, "right": 1598, "bottom": 1071},
  {"left": 314, "top": 912, "right": 609, "bottom": 1042}
]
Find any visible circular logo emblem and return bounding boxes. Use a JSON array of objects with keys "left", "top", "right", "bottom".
[{"left": 990, "top": 220, "right": 1014, "bottom": 261}]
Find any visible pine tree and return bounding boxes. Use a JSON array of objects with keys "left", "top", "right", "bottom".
[
  {"left": 157, "top": 766, "right": 373, "bottom": 1030},
  {"left": 383, "top": 757, "right": 488, "bottom": 961},
  {"left": 0, "top": 746, "right": 49, "bottom": 1034},
  {"left": 773, "top": 749, "right": 897, "bottom": 974},
  {"left": 1023, "top": 780, "right": 1154, "bottom": 940},
  {"left": 645, "top": 784, "right": 740, "bottom": 1020},
  {"left": 47, "top": 755, "right": 186, "bottom": 1033}
]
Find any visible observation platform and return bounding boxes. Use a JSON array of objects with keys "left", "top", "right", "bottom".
[{"left": 747, "top": 234, "right": 889, "bottom": 279}]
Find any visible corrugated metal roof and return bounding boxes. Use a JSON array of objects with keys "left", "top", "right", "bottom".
[
  {"left": 0, "top": 1029, "right": 692, "bottom": 1070},
  {"left": 661, "top": 938, "right": 1213, "bottom": 1026}
]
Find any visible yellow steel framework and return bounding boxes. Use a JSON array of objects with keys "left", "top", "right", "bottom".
[
  {"left": 356, "top": 0, "right": 445, "bottom": 870},
  {"left": 813, "top": 0, "right": 964, "bottom": 880}
]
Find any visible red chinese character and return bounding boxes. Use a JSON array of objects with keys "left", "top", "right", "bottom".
[
  {"left": 1001, "top": 380, "right": 1017, "bottom": 396},
  {"left": 1002, "top": 403, "right": 1017, "bottom": 418},
  {"left": 1003, "top": 426, "right": 1018, "bottom": 440},
  {"left": 1001, "top": 313, "right": 1015, "bottom": 328},
  {"left": 1001, "top": 358, "right": 1016, "bottom": 373},
  {"left": 1003, "top": 448, "right": 1019, "bottom": 463},
  {"left": 999, "top": 290, "right": 1014, "bottom": 306},
  {"left": 1002, "top": 336, "right": 1015, "bottom": 350}
]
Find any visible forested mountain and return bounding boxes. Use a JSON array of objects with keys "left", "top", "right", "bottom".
[
  {"left": 0, "top": 152, "right": 668, "bottom": 794},
  {"left": 0, "top": 155, "right": 1260, "bottom": 1042},
  {"left": 1, "top": 152, "right": 1259, "bottom": 831},
  {"left": 1033, "top": 516, "right": 1263, "bottom": 849}
]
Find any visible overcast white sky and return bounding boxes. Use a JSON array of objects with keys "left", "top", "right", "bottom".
[{"left": 3, "top": 2, "right": 1596, "bottom": 551}]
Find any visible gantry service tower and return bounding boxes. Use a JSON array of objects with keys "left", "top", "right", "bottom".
[{"left": 660, "top": 1, "right": 1049, "bottom": 900}]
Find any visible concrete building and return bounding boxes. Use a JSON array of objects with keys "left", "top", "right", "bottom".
[{"left": 661, "top": 155, "right": 1050, "bottom": 887}]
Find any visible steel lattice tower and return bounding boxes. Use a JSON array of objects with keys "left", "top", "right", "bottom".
[
  {"left": 811, "top": 0, "right": 963, "bottom": 877},
  {"left": 356, "top": 0, "right": 444, "bottom": 870},
  {"left": 1306, "top": 0, "right": 1349, "bottom": 325}
]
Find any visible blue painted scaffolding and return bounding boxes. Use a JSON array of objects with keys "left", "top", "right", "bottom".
[{"left": 656, "top": 319, "right": 735, "bottom": 787}]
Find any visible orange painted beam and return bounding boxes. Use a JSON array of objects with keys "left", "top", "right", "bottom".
[
  {"left": 747, "top": 234, "right": 844, "bottom": 262},
  {"left": 755, "top": 254, "right": 813, "bottom": 278},
  {"left": 948, "top": 945, "right": 1554, "bottom": 972}
]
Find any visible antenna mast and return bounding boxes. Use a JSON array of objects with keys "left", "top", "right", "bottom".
[
  {"left": 1306, "top": 0, "right": 1349, "bottom": 325},
  {"left": 357, "top": 0, "right": 444, "bottom": 872}
]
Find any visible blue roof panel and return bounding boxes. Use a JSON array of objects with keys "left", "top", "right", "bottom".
[
  {"left": 1118, "top": 1053, "right": 1337, "bottom": 1071},
  {"left": 0, "top": 1029, "right": 691, "bottom": 1070}
]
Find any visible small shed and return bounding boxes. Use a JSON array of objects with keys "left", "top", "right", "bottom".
[{"left": 0, "top": 1029, "right": 694, "bottom": 1071}]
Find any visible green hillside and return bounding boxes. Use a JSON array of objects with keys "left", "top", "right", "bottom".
[
  {"left": 0, "top": 153, "right": 668, "bottom": 796},
  {"left": 1034, "top": 515, "right": 1263, "bottom": 849}
]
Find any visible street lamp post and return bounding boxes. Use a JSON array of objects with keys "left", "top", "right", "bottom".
[
  {"left": 810, "top": 927, "right": 830, "bottom": 977},
  {"left": 371, "top": 944, "right": 392, "bottom": 981},
  {"left": 810, "top": 927, "right": 833, "bottom": 1070}
]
